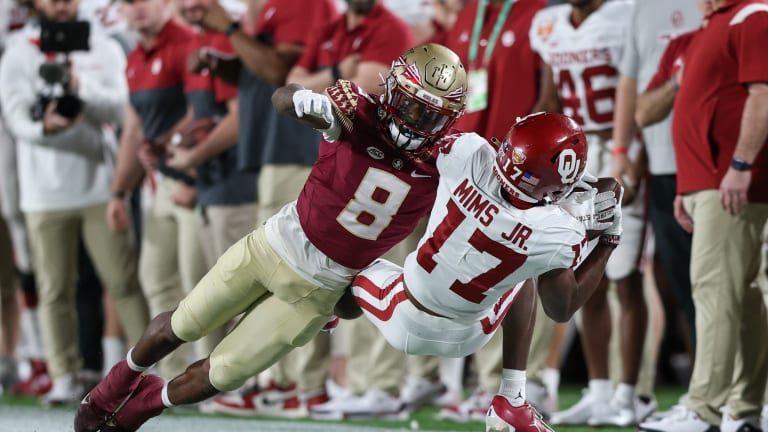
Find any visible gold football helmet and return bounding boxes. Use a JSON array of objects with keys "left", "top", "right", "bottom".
[{"left": 380, "top": 43, "right": 468, "bottom": 153}]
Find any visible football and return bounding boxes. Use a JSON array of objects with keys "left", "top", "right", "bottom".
[{"left": 572, "top": 176, "right": 621, "bottom": 240}]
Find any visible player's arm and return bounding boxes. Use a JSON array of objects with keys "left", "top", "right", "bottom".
[
  {"left": 635, "top": 39, "right": 681, "bottom": 128},
  {"left": 272, "top": 83, "right": 339, "bottom": 138},
  {"left": 229, "top": 35, "right": 302, "bottom": 85},
  {"left": 201, "top": 0, "right": 303, "bottom": 85},
  {"left": 112, "top": 104, "right": 146, "bottom": 196},
  {"left": 721, "top": 81, "right": 768, "bottom": 215},
  {"left": 167, "top": 98, "right": 239, "bottom": 171},
  {"left": 635, "top": 79, "right": 678, "bottom": 128},
  {"left": 536, "top": 242, "right": 614, "bottom": 322},
  {"left": 531, "top": 64, "right": 561, "bottom": 114}
]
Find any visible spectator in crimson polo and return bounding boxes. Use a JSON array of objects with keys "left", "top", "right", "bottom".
[
  {"left": 637, "top": 0, "right": 768, "bottom": 431},
  {"left": 195, "top": 0, "right": 339, "bottom": 418},
  {"left": 164, "top": 0, "right": 257, "bottom": 361},
  {"left": 108, "top": 0, "right": 208, "bottom": 380}
]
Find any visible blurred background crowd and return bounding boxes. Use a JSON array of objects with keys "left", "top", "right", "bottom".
[{"left": 0, "top": 0, "right": 767, "bottom": 430}]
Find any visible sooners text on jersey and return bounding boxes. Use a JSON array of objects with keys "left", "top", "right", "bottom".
[{"left": 529, "top": 1, "right": 633, "bottom": 131}]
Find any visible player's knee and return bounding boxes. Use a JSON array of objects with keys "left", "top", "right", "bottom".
[
  {"left": 169, "top": 304, "right": 204, "bottom": 343},
  {"left": 207, "top": 355, "right": 237, "bottom": 392},
  {"left": 150, "top": 311, "right": 186, "bottom": 344}
]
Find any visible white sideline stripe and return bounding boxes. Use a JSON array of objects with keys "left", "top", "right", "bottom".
[{"left": 0, "top": 405, "right": 467, "bottom": 432}]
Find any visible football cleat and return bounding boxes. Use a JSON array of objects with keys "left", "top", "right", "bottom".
[
  {"left": 208, "top": 381, "right": 298, "bottom": 416},
  {"left": 548, "top": 387, "right": 597, "bottom": 426},
  {"left": 10, "top": 359, "right": 52, "bottom": 396},
  {"left": 638, "top": 407, "right": 719, "bottom": 432},
  {"left": 486, "top": 395, "right": 555, "bottom": 432},
  {"left": 74, "top": 361, "right": 144, "bottom": 432},
  {"left": 435, "top": 387, "right": 493, "bottom": 422},
  {"left": 102, "top": 374, "right": 165, "bottom": 432},
  {"left": 400, "top": 375, "right": 448, "bottom": 410}
]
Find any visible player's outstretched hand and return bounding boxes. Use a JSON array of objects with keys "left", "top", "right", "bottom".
[
  {"left": 292, "top": 89, "right": 334, "bottom": 127},
  {"left": 560, "top": 176, "right": 621, "bottom": 239}
]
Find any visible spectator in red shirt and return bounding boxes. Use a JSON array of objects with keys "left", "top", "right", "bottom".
[
  {"left": 289, "top": 0, "right": 413, "bottom": 95},
  {"left": 637, "top": 1, "right": 768, "bottom": 431},
  {"left": 192, "top": 0, "right": 340, "bottom": 419}
]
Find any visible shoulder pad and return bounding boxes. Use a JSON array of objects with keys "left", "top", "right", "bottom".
[{"left": 325, "top": 79, "right": 363, "bottom": 134}]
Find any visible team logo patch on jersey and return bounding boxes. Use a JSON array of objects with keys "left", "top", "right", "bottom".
[
  {"left": 537, "top": 19, "right": 555, "bottom": 42},
  {"left": 367, "top": 147, "right": 385, "bottom": 160},
  {"left": 502, "top": 31, "right": 515, "bottom": 47},
  {"left": 393, "top": 159, "right": 404, "bottom": 170},
  {"left": 151, "top": 58, "right": 162, "bottom": 75}
]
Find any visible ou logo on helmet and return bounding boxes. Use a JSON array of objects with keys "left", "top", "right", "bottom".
[{"left": 557, "top": 149, "right": 581, "bottom": 184}]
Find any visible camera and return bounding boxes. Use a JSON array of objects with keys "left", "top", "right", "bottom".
[{"left": 30, "top": 20, "right": 91, "bottom": 122}]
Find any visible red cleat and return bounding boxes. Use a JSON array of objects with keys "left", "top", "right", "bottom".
[
  {"left": 208, "top": 381, "right": 298, "bottom": 416},
  {"left": 74, "top": 361, "right": 144, "bottom": 432},
  {"left": 10, "top": 359, "right": 52, "bottom": 396},
  {"left": 486, "top": 395, "right": 555, "bottom": 432},
  {"left": 102, "top": 374, "right": 166, "bottom": 432}
]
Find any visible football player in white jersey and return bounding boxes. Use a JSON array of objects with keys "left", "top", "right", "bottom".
[
  {"left": 529, "top": 0, "right": 650, "bottom": 426},
  {"left": 349, "top": 112, "right": 624, "bottom": 432}
]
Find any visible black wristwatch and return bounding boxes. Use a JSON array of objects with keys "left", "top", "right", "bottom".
[
  {"left": 225, "top": 20, "right": 241, "bottom": 37},
  {"left": 731, "top": 158, "right": 753, "bottom": 171}
]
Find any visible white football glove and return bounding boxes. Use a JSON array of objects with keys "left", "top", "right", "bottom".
[
  {"left": 603, "top": 185, "right": 624, "bottom": 237},
  {"left": 572, "top": 171, "right": 599, "bottom": 192},
  {"left": 559, "top": 187, "right": 616, "bottom": 233},
  {"left": 292, "top": 89, "right": 335, "bottom": 126}
]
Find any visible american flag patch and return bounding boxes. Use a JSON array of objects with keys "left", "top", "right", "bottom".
[{"left": 522, "top": 172, "right": 540, "bottom": 185}]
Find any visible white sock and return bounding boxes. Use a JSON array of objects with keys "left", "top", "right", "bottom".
[
  {"left": 102, "top": 337, "right": 126, "bottom": 376},
  {"left": 499, "top": 369, "right": 527, "bottom": 407},
  {"left": 161, "top": 382, "right": 175, "bottom": 408},
  {"left": 540, "top": 368, "right": 560, "bottom": 397},
  {"left": 588, "top": 379, "right": 612, "bottom": 402},
  {"left": 125, "top": 348, "right": 149, "bottom": 373},
  {"left": 613, "top": 383, "right": 636, "bottom": 407}
]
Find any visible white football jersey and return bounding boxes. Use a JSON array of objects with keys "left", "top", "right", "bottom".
[
  {"left": 403, "top": 134, "right": 586, "bottom": 322},
  {"left": 530, "top": 1, "right": 633, "bottom": 131}
]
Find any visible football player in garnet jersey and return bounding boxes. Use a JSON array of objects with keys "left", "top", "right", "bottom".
[
  {"left": 347, "top": 112, "right": 623, "bottom": 432},
  {"left": 73, "top": 43, "right": 467, "bottom": 432}
]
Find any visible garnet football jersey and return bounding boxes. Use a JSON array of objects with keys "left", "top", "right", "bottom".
[
  {"left": 266, "top": 80, "right": 460, "bottom": 288},
  {"left": 403, "top": 133, "right": 586, "bottom": 321},
  {"left": 529, "top": 1, "right": 633, "bottom": 132}
]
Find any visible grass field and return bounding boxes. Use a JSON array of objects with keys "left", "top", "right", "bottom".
[{"left": 0, "top": 385, "right": 686, "bottom": 432}]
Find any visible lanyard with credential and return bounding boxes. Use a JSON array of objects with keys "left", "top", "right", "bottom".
[{"left": 467, "top": 0, "right": 515, "bottom": 69}]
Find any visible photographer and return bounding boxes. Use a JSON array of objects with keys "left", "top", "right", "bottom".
[{"left": 0, "top": 0, "right": 148, "bottom": 405}]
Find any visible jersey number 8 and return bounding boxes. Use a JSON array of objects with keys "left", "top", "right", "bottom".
[{"left": 337, "top": 168, "right": 412, "bottom": 240}]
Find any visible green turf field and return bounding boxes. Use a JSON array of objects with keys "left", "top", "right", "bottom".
[{"left": 0, "top": 385, "right": 685, "bottom": 431}]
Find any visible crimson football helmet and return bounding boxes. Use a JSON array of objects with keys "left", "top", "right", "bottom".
[
  {"left": 380, "top": 43, "right": 468, "bottom": 153},
  {"left": 494, "top": 112, "right": 587, "bottom": 203}
]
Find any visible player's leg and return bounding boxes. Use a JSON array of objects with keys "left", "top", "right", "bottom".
[
  {"left": 550, "top": 276, "right": 610, "bottom": 426},
  {"left": 487, "top": 279, "right": 553, "bottom": 432},
  {"left": 525, "top": 298, "right": 560, "bottom": 417},
  {"left": 74, "top": 228, "right": 271, "bottom": 432}
]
